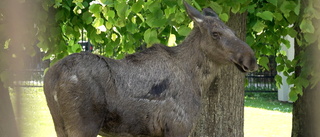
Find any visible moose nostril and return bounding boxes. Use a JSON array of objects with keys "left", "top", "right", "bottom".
[
  {"left": 233, "top": 55, "right": 258, "bottom": 72},
  {"left": 243, "top": 65, "right": 249, "bottom": 71}
]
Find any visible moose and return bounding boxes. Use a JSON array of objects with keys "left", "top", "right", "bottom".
[{"left": 44, "top": 2, "right": 258, "bottom": 137}]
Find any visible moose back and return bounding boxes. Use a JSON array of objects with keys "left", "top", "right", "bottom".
[{"left": 44, "top": 2, "right": 258, "bottom": 137}]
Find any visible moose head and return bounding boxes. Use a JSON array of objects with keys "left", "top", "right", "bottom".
[{"left": 184, "top": 2, "right": 258, "bottom": 72}]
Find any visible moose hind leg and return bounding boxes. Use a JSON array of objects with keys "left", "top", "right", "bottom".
[
  {"left": 58, "top": 87, "right": 106, "bottom": 137},
  {"left": 64, "top": 114, "right": 105, "bottom": 137},
  {"left": 45, "top": 91, "right": 68, "bottom": 137}
]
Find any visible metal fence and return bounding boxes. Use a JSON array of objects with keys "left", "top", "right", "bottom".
[
  {"left": 245, "top": 56, "right": 277, "bottom": 92},
  {"left": 13, "top": 50, "right": 49, "bottom": 87}
]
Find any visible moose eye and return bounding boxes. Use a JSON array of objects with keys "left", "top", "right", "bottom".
[{"left": 211, "top": 32, "right": 220, "bottom": 39}]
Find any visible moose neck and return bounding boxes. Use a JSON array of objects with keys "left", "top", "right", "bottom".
[{"left": 175, "top": 26, "right": 219, "bottom": 93}]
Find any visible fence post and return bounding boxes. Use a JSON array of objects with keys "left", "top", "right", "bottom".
[{"left": 278, "top": 36, "right": 294, "bottom": 102}]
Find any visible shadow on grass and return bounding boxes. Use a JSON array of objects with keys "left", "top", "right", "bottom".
[{"left": 245, "top": 92, "right": 292, "bottom": 113}]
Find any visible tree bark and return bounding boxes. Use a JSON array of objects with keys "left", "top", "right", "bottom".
[
  {"left": 292, "top": 37, "right": 320, "bottom": 137},
  {"left": 0, "top": 82, "right": 20, "bottom": 137},
  {"left": 191, "top": 12, "right": 247, "bottom": 137},
  {"left": 292, "top": 84, "right": 320, "bottom": 137},
  {"left": 291, "top": 0, "right": 320, "bottom": 136}
]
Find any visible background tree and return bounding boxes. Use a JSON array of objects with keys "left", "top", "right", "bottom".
[
  {"left": 291, "top": 0, "right": 320, "bottom": 136},
  {"left": 0, "top": 0, "right": 43, "bottom": 136}
]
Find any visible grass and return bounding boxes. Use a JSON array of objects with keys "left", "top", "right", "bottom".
[
  {"left": 244, "top": 92, "right": 292, "bottom": 137},
  {"left": 9, "top": 88, "right": 292, "bottom": 137},
  {"left": 245, "top": 92, "right": 292, "bottom": 113},
  {"left": 9, "top": 87, "right": 56, "bottom": 137}
]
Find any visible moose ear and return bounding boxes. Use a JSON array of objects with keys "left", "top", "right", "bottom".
[
  {"left": 184, "top": 1, "right": 204, "bottom": 24},
  {"left": 202, "top": 8, "right": 219, "bottom": 19}
]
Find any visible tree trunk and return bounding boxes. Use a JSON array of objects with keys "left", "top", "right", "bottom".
[
  {"left": 191, "top": 12, "right": 247, "bottom": 137},
  {"left": 0, "top": 82, "right": 20, "bottom": 137},
  {"left": 292, "top": 84, "right": 320, "bottom": 137},
  {"left": 291, "top": 0, "right": 320, "bottom": 136},
  {"left": 292, "top": 37, "right": 320, "bottom": 137}
]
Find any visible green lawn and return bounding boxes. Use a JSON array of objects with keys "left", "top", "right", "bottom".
[
  {"left": 9, "top": 87, "right": 56, "bottom": 137},
  {"left": 244, "top": 92, "right": 292, "bottom": 137},
  {"left": 10, "top": 88, "right": 292, "bottom": 137},
  {"left": 245, "top": 92, "right": 292, "bottom": 113}
]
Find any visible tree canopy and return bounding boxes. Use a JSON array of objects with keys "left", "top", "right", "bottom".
[{"left": 1, "top": 0, "right": 319, "bottom": 101}]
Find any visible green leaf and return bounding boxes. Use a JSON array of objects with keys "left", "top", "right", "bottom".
[
  {"left": 252, "top": 20, "right": 266, "bottom": 32},
  {"left": 147, "top": 1, "right": 161, "bottom": 13},
  {"left": 75, "top": 2, "right": 85, "bottom": 9},
  {"left": 219, "top": 13, "right": 229, "bottom": 22},
  {"left": 294, "top": 0, "right": 300, "bottom": 15},
  {"left": 286, "top": 13, "right": 299, "bottom": 24},
  {"left": 300, "top": 19, "right": 315, "bottom": 33},
  {"left": 82, "top": 11, "right": 93, "bottom": 24},
  {"left": 280, "top": 1, "right": 297, "bottom": 17},
  {"left": 72, "top": 44, "right": 81, "bottom": 53},
  {"left": 289, "top": 88, "right": 299, "bottom": 102},
  {"left": 37, "top": 40, "right": 48, "bottom": 52},
  {"left": 209, "top": 2, "right": 223, "bottom": 14},
  {"left": 126, "top": 22, "right": 138, "bottom": 33},
  {"left": 115, "top": 1, "right": 129, "bottom": 19},
  {"left": 231, "top": 3, "right": 240, "bottom": 14},
  {"left": 64, "top": 25, "right": 75, "bottom": 37},
  {"left": 177, "top": 26, "right": 191, "bottom": 36},
  {"left": 275, "top": 75, "right": 282, "bottom": 88},
  {"left": 73, "top": 0, "right": 83, "bottom": 3},
  {"left": 89, "top": 4, "right": 102, "bottom": 15},
  {"left": 191, "top": 0, "right": 201, "bottom": 10},
  {"left": 105, "top": 44, "right": 114, "bottom": 57},
  {"left": 273, "top": 12, "right": 283, "bottom": 21},
  {"left": 136, "top": 13, "right": 145, "bottom": 22},
  {"left": 100, "top": 0, "right": 113, "bottom": 6},
  {"left": 115, "top": 19, "right": 125, "bottom": 27},
  {"left": 247, "top": 4, "right": 257, "bottom": 13},
  {"left": 146, "top": 10, "right": 166, "bottom": 27},
  {"left": 144, "top": 29, "right": 159, "bottom": 45},
  {"left": 92, "top": 17, "right": 104, "bottom": 28},
  {"left": 287, "top": 75, "right": 295, "bottom": 84},
  {"left": 54, "top": 0, "right": 62, "bottom": 8},
  {"left": 267, "top": 0, "right": 278, "bottom": 6},
  {"left": 276, "top": 65, "right": 284, "bottom": 72},
  {"left": 286, "top": 27, "right": 297, "bottom": 37},
  {"left": 105, "top": 21, "right": 113, "bottom": 29},
  {"left": 258, "top": 56, "right": 269, "bottom": 70},
  {"left": 163, "top": 0, "right": 177, "bottom": 7},
  {"left": 164, "top": 6, "right": 176, "bottom": 18},
  {"left": 246, "top": 35, "right": 255, "bottom": 46},
  {"left": 55, "top": 10, "right": 65, "bottom": 21},
  {"left": 174, "top": 12, "right": 185, "bottom": 23},
  {"left": 295, "top": 77, "right": 310, "bottom": 88},
  {"left": 111, "top": 33, "right": 118, "bottom": 41},
  {"left": 304, "top": 33, "right": 317, "bottom": 44},
  {"left": 107, "top": 10, "right": 115, "bottom": 18},
  {"left": 132, "top": 0, "right": 143, "bottom": 13},
  {"left": 256, "top": 11, "right": 274, "bottom": 21}
]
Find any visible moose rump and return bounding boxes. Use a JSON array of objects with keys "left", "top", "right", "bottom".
[{"left": 44, "top": 53, "right": 111, "bottom": 137}]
